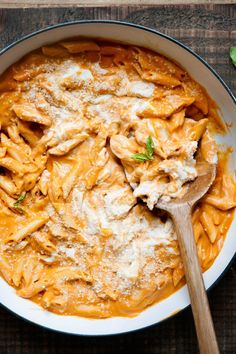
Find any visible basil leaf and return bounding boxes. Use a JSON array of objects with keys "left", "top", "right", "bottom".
[
  {"left": 131, "top": 136, "right": 155, "bottom": 162},
  {"left": 230, "top": 47, "right": 236, "bottom": 67},
  {"left": 132, "top": 153, "right": 151, "bottom": 162},
  {"left": 146, "top": 136, "right": 154, "bottom": 159},
  {"left": 13, "top": 192, "right": 27, "bottom": 210}
]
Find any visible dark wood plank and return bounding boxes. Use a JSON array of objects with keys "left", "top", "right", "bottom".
[
  {"left": 0, "top": 5, "right": 235, "bottom": 354},
  {"left": 0, "top": 0, "right": 235, "bottom": 8}
]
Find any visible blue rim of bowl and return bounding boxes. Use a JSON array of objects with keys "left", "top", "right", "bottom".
[{"left": 0, "top": 19, "right": 235, "bottom": 337}]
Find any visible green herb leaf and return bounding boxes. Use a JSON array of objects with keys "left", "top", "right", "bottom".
[
  {"left": 146, "top": 136, "right": 154, "bottom": 159},
  {"left": 132, "top": 136, "right": 154, "bottom": 162},
  {"left": 132, "top": 153, "right": 151, "bottom": 161},
  {"left": 230, "top": 47, "right": 236, "bottom": 67},
  {"left": 13, "top": 192, "right": 27, "bottom": 212}
]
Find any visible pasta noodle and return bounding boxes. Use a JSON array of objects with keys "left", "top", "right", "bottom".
[{"left": 0, "top": 38, "right": 235, "bottom": 318}]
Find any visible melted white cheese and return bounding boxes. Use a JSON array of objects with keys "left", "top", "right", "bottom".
[{"left": 128, "top": 80, "right": 155, "bottom": 98}]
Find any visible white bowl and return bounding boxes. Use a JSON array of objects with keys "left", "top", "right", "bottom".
[{"left": 0, "top": 20, "right": 236, "bottom": 336}]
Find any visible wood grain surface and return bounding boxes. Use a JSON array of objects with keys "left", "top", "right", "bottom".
[
  {"left": 0, "top": 0, "right": 235, "bottom": 8},
  {"left": 0, "top": 4, "right": 235, "bottom": 354}
]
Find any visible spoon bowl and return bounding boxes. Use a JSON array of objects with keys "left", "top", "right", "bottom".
[{"left": 156, "top": 162, "right": 216, "bottom": 212}]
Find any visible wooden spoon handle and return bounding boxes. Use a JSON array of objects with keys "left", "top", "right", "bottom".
[{"left": 171, "top": 205, "right": 219, "bottom": 354}]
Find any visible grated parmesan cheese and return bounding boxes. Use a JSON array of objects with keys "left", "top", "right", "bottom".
[{"left": 17, "top": 50, "right": 183, "bottom": 299}]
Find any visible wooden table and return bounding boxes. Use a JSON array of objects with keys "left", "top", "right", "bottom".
[
  {"left": 0, "top": 1, "right": 235, "bottom": 7},
  {"left": 0, "top": 4, "right": 235, "bottom": 354}
]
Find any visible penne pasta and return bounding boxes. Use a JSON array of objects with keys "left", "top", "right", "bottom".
[
  {"left": 5, "top": 215, "right": 49, "bottom": 244},
  {"left": 1, "top": 133, "right": 30, "bottom": 162},
  {"left": 0, "top": 175, "right": 17, "bottom": 196},
  {"left": 0, "top": 147, "right": 6, "bottom": 158},
  {"left": 0, "top": 37, "right": 234, "bottom": 319},
  {"left": 0, "top": 187, "right": 17, "bottom": 209},
  {"left": 62, "top": 162, "right": 82, "bottom": 199},
  {"left": 42, "top": 45, "right": 68, "bottom": 57},
  {"left": 13, "top": 102, "right": 52, "bottom": 126},
  {"left": 60, "top": 40, "right": 100, "bottom": 53},
  {"left": 17, "top": 120, "right": 41, "bottom": 146},
  {"left": 0, "top": 254, "right": 13, "bottom": 285},
  {"left": 32, "top": 232, "right": 56, "bottom": 254},
  {"left": 166, "top": 109, "right": 185, "bottom": 132},
  {"left": 139, "top": 95, "right": 194, "bottom": 119},
  {"left": 48, "top": 133, "right": 89, "bottom": 156},
  {"left": 7, "top": 125, "right": 23, "bottom": 144},
  {"left": 200, "top": 211, "right": 217, "bottom": 243},
  {"left": 0, "top": 157, "right": 26, "bottom": 174},
  {"left": 12, "top": 257, "right": 25, "bottom": 287}
]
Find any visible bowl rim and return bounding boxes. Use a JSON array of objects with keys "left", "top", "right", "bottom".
[{"left": 0, "top": 19, "right": 236, "bottom": 337}]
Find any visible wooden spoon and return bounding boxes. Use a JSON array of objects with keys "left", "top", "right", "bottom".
[{"left": 155, "top": 161, "right": 219, "bottom": 354}]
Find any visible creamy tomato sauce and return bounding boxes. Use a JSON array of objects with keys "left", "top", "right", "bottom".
[{"left": 0, "top": 39, "right": 235, "bottom": 318}]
